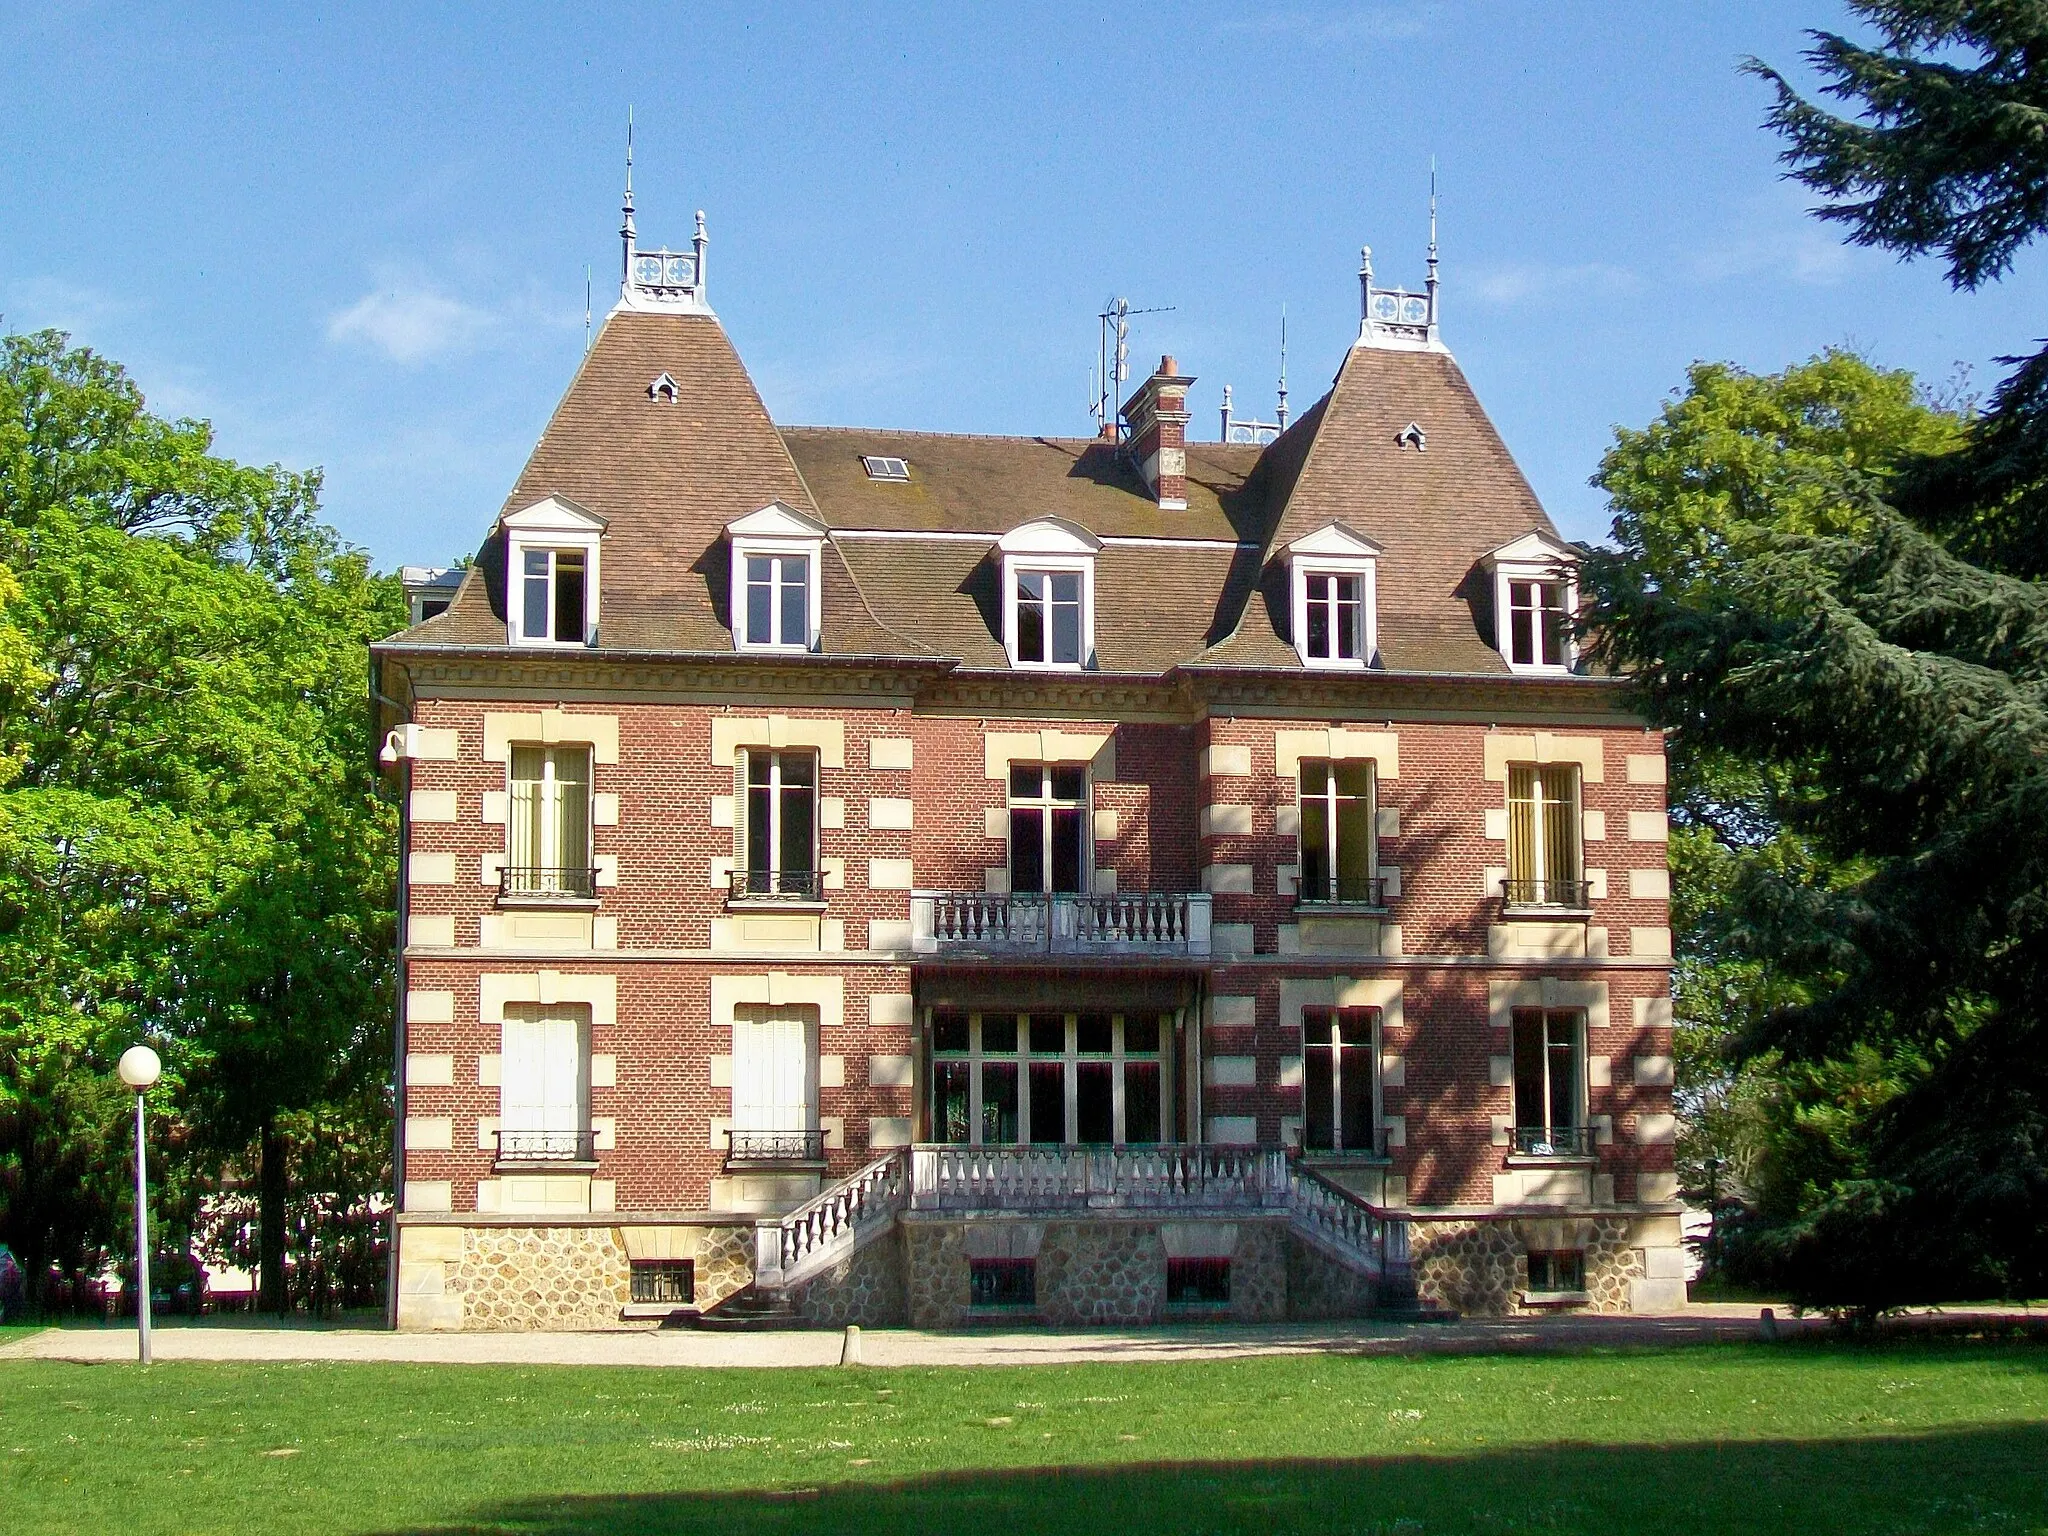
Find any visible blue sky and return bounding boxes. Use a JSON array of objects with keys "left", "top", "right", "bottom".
[{"left": 4, "top": 2, "right": 2042, "bottom": 567}]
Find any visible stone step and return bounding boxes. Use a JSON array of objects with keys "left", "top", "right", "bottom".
[{"left": 687, "top": 1285, "right": 804, "bottom": 1332}]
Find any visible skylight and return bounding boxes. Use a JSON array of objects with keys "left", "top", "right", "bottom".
[{"left": 861, "top": 455, "right": 910, "bottom": 481}]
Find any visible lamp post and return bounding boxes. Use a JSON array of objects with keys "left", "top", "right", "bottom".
[{"left": 116, "top": 1045, "right": 161, "bottom": 1365}]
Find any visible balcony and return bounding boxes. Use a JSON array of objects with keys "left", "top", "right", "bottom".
[
  {"left": 1295, "top": 874, "right": 1389, "bottom": 911},
  {"left": 728, "top": 869, "right": 826, "bottom": 906},
  {"left": 494, "top": 1128, "right": 597, "bottom": 1166},
  {"left": 909, "top": 1143, "right": 1287, "bottom": 1214},
  {"left": 498, "top": 865, "right": 599, "bottom": 906},
  {"left": 1507, "top": 1124, "right": 1597, "bottom": 1158},
  {"left": 909, "top": 891, "right": 1212, "bottom": 959},
  {"left": 1500, "top": 877, "right": 1593, "bottom": 916},
  {"left": 724, "top": 1128, "right": 829, "bottom": 1168}
]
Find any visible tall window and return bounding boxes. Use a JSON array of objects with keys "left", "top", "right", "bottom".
[
  {"left": 499, "top": 1005, "right": 589, "bottom": 1162},
  {"left": 519, "top": 548, "right": 587, "bottom": 645},
  {"left": 1298, "top": 759, "right": 1376, "bottom": 904},
  {"left": 1009, "top": 764, "right": 1087, "bottom": 894},
  {"left": 1302, "top": 1006, "right": 1376, "bottom": 1153},
  {"left": 1506, "top": 763, "right": 1582, "bottom": 906},
  {"left": 507, "top": 745, "right": 593, "bottom": 897},
  {"left": 743, "top": 553, "right": 810, "bottom": 649},
  {"left": 731, "top": 1004, "right": 817, "bottom": 1141},
  {"left": 735, "top": 749, "right": 818, "bottom": 898},
  {"left": 1303, "top": 571, "right": 1364, "bottom": 662},
  {"left": 1014, "top": 568, "right": 1085, "bottom": 666},
  {"left": 1506, "top": 579, "right": 1570, "bottom": 669},
  {"left": 931, "top": 1010, "right": 1170, "bottom": 1147},
  {"left": 1511, "top": 1008, "right": 1584, "bottom": 1155}
]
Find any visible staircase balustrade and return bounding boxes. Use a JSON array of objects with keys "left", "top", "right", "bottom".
[{"left": 752, "top": 1148, "right": 908, "bottom": 1291}]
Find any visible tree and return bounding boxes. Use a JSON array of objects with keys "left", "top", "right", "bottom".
[{"left": 0, "top": 330, "right": 405, "bottom": 1312}]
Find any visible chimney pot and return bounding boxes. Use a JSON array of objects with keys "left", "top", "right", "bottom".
[{"left": 1161, "top": 355, "right": 1176, "bottom": 376}]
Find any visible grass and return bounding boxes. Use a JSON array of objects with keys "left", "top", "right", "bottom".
[{"left": 3, "top": 1339, "right": 2045, "bottom": 1534}]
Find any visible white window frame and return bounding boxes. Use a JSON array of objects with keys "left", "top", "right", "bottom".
[
  {"left": 929, "top": 1010, "right": 1173, "bottom": 1148},
  {"left": 1284, "top": 524, "right": 1381, "bottom": 670},
  {"left": 508, "top": 743, "right": 594, "bottom": 890},
  {"left": 502, "top": 496, "right": 606, "bottom": 648},
  {"left": 498, "top": 1005, "right": 591, "bottom": 1162},
  {"left": 1006, "top": 762, "right": 1092, "bottom": 895},
  {"left": 734, "top": 746, "right": 821, "bottom": 898},
  {"left": 731, "top": 1005, "right": 819, "bottom": 1135},
  {"left": 726, "top": 501, "right": 826, "bottom": 654},
  {"left": 1295, "top": 758, "right": 1378, "bottom": 905},
  {"left": 1299, "top": 1005, "right": 1381, "bottom": 1154},
  {"left": 1510, "top": 1007, "right": 1588, "bottom": 1149},
  {"left": 997, "top": 518, "right": 1101, "bottom": 671},
  {"left": 1505, "top": 762, "right": 1584, "bottom": 908},
  {"left": 1483, "top": 530, "right": 1581, "bottom": 674}
]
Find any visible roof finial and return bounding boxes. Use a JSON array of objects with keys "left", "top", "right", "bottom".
[
  {"left": 620, "top": 107, "right": 637, "bottom": 296},
  {"left": 1358, "top": 245, "right": 1374, "bottom": 325},
  {"left": 1277, "top": 305, "right": 1290, "bottom": 430},
  {"left": 1426, "top": 158, "right": 1441, "bottom": 338}
]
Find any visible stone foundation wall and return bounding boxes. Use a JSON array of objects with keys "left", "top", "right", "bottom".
[
  {"left": 793, "top": 1229, "right": 909, "bottom": 1327},
  {"left": 1410, "top": 1215, "right": 1649, "bottom": 1317},
  {"left": 905, "top": 1220, "right": 973, "bottom": 1328},
  {"left": 1285, "top": 1232, "right": 1381, "bottom": 1319},
  {"left": 691, "top": 1225, "right": 757, "bottom": 1310},
  {"left": 450, "top": 1225, "right": 631, "bottom": 1331}
]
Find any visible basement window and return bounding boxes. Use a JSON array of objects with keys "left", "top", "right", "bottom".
[
  {"left": 1166, "top": 1258, "right": 1231, "bottom": 1305},
  {"left": 968, "top": 1258, "right": 1036, "bottom": 1308},
  {"left": 861, "top": 455, "right": 910, "bottom": 481},
  {"left": 1526, "top": 1250, "right": 1585, "bottom": 1294},
  {"left": 629, "top": 1259, "right": 695, "bottom": 1305}
]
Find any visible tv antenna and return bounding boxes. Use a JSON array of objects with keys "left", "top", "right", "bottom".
[
  {"left": 1090, "top": 296, "right": 1175, "bottom": 441},
  {"left": 584, "top": 265, "right": 593, "bottom": 353}
]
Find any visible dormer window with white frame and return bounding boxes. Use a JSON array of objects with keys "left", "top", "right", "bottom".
[
  {"left": 1286, "top": 523, "right": 1382, "bottom": 670},
  {"left": 997, "top": 518, "right": 1100, "bottom": 671},
  {"left": 502, "top": 496, "right": 606, "bottom": 648},
  {"left": 727, "top": 501, "right": 826, "bottom": 653},
  {"left": 1483, "top": 530, "right": 1581, "bottom": 674}
]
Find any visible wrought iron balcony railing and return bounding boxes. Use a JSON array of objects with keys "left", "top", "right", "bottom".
[
  {"left": 725, "top": 1128, "right": 829, "bottom": 1166},
  {"left": 1507, "top": 1124, "right": 1597, "bottom": 1157},
  {"left": 728, "top": 869, "right": 826, "bottom": 903},
  {"left": 1500, "top": 877, "right": 1593, "bottom": 911},
  {"left": 1295, "top": 874, "right": 1389, "bottom": 909},
  {"left": 495, "top": 1128, "right": 597, "bottom": 1164},
  {"left": 498, "top": 865, "right": 599, "bottom": 902}
]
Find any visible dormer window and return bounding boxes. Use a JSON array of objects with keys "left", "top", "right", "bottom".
[
  {"left": 1483, "top": 530, "right": 1581, "bottom": 674},
  {"left": 1285, "top": 523, "right": 1382, "bottom": 670},
  {"left": 727, "top": 501, "right": 826, "bottom": 654},
  {"left": 997, "top": 518, "right": 1100, "bottom": 671},
  {"left": 502, "top": 496, "right": 606, "bottom": 648},
  {"left": 648, "top": 372, "right": 679, "bottom": 403}
]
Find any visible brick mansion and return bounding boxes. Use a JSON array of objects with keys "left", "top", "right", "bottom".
[{"left": 372, "top": 176, "right": 1683, "bottom": 1330}]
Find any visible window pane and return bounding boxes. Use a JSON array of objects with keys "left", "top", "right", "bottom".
[
  {"left": 1010, "top": 806, "right": 1044, "bottom": 892},
  {"left": 1076, "top": 1061, "right": 1113, "bottom": 1143},
  {"left": 1051, "top": 595, "right": 1081, "bottom": 664},
  {"left": 746, "top": 562, "right": 773, "bottom": 645},
  {"left": 1300, "top": 797, "right": 1331, "bottom": 900},
  {"left": 1338, "top": 1008, "right": 1374, "bottom": 1048},
  {"left": 932, "top": 1013, "right": 970, "bottom": 1054},
  {"left": 779, "top": 777, "right": 814, "bottom": 877},
  {"left": 933, "top": 1061, "right": 971, "bottom": 1143},
  {"left": 1123, "top": 1014, "right": 1161, "bottom": 1054},
  {"left": 1540, "top": 766, "right": 1580, "bottom": 887},
  {"left": 1506, "top": 765, "right": 1538, "bottom": 886},
  {"left": 1302, "top": 1009, "right": 1334, "bottom": 1048},
  {"left": 554, "top": 551, "right": 586, "bottom": 642},
  {"left": 1304, "top": 1038, "right": 1334, "bottom": 1150},
  {"left": 1049, "top": 572, "right": 1081, "bottom": 604},
  {"left": 779, "top": 751, "right": 815, "bottom": 787},
  {"left": 1539, "top": 583, "right": 1567, "bottom": 666},
  {"left": 556, "top": 761, "right": 591, "bottom": 869},
  {"left": 1306, "top": 593, "right": 1331, "bottom": 658},
  {"left": 1050, "top": 806, "right": 1084, "bottom": 892},
  {"left": 1015, "top": 573, "right": 1045, "bottom": 662},
  {"left": 509, "top": 746, "right": 545, "bottom": 869},
  {"left": 746, "top": 784, "right": 772, "bottom": 878},
  {"left": 1075, "top": 1014, "right": 1112, "bottom": 1054},
  {"left": 1124, "top": 1060, "right": 1161, "bottom": 1144},
  {"left": 981, "top": 1061, "right": 1019, "bottom": 1144},
  {"left": 1029, "top": 1015, "right": 1065, "bottom": 1055},
  {"left": 1335, "top": 790, "right": 1373, "bottom": 895},
  {"left": 1548, "top": 1013, "right": 1580, "bottom": 1131},
  {"left": 1010, "top": 764, "right": 1041, "bottom": 798},
  {"left": 981, "top": 1014, "right": 1018, "bottom": 1054},
  {"left": 1512, "top": 1010, "right": 1546, "bottom": 1131},
  {"left": 523, "top": 550, "right": 552, "bottom": 639},
  {"left": 1049, "top": 766, "right": 1085, "bottom": 801},
  {"left": 1340, "top": 1035, "right": 1374, "bottom": 1151},
  {"left": 1509, "top": 581, "right": 1535, "bottom": 666},
  {"left": 779, "top": 556, "right": 808, "bottom": 645},
  {"left": 1029, "top": 1060, "right": 1065, "bottom": 1143}
]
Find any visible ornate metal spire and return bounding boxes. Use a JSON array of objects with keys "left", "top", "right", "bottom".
[{"left": 612, "top": 115, "right": 714, "bottom": 317}]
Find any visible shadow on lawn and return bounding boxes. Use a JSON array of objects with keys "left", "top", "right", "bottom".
[{"left": 383, "top": 1422, "right": 2048, "bottom": 1536}]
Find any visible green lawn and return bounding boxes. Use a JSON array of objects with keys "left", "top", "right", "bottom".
[{"left": 3, "top": 1339, "right": 2044, "bottom": 1534}]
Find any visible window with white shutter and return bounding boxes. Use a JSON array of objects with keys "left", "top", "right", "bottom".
[
  {"left": 728, "top": 1005, "right": 819, "bottom": 1163},
  {"left": 498, "top": 1006, "right": 589, "bottom": 1162}
]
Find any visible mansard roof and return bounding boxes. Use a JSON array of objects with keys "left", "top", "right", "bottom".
[{"left": 391, "top": 299, "right": 1567, "bottom": 680}]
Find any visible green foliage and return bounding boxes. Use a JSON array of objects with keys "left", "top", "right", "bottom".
[{"left": 0, "top": 330, "right": 405, "bottom": 1311}]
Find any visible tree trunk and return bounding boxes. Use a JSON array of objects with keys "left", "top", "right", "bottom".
[{"left": 258, "top": 1116, "right": 289, "bottom": 1314}]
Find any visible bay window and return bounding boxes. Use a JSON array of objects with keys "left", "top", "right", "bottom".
[
  {"left": 1505, "top": 763, "right": 1584, "bottom": 908},
  {"left": 506, "top": 745, "right": 594, "bottom": 899},
  {"left": 1301, "top": 1006, "right": 1378, "bottom": 1153},
  {"left": 1297, "top": 758, "right": 1378, "bottom": 905},
  {"left": 1008, "top": 764, "right": 1087, "bottom": 894},
  {"left": 1511, "top": 1007, "right": 1587, "bottom": 1156},
  {"left": 734, "top": 748, "right": 819, "bottom": 900}
]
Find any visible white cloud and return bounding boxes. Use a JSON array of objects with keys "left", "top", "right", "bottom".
[
  {"left": 1688, "top": 224, "right": 1855, "bottom": 287},
  {"left": 326, "top": 279, "right": 497, "bottom": 365},
  {"left": 1467, "top": 261, "right": 1640, "bottom": 307}
]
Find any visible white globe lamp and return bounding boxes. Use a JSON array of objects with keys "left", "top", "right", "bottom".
[{"left": 118, "top": 1043, "right": 162, "bottom": 1363}]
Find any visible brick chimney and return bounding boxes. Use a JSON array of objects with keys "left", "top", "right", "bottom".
[{"left": 1122, "top": 354, "right": 1193, "bottom": 510}]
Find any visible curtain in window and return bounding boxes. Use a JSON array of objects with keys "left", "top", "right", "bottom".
[
  {"left": 509, "top": 745, "right": 592, "bottom": 882},
  {"left": 1506, "top": 764, "right": 1580, "bottom": 901},
  {"left": 732, "top": 1007, "right": 813, "bottom": 1131},
  {"left": 501, "top": 1010, "right": 586, "bottom": 1135}
]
